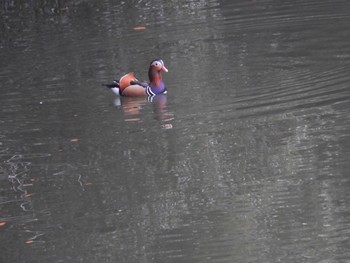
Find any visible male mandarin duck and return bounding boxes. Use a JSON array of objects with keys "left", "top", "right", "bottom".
[{"left": 104, "top": 59, "right": 168, "bottom": 97}]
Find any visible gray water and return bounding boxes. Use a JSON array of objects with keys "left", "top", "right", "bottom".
[{"left": 1, "top": 0, "right": 350, "bottom": 262}]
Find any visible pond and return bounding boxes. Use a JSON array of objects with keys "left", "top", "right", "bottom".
[{"left": 1, "top": 0, "right": 350, "bottom": 262}]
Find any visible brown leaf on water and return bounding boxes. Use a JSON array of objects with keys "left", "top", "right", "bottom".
[
  {"left": 25, "top": 240, "right": 34, "bottom": 244},
  {"left": 0, "top": 221, "right": 6, "bottom": 227},
  {"left": 133, "top": 26, "right": 146, "bottom": 30},
  {"left": 125, "top": 118, "right": 140, "bottom": 122}
]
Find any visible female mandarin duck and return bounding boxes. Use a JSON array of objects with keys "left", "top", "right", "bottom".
[{"left": 104, "top": 59, "right": 168, "bottom": 97}]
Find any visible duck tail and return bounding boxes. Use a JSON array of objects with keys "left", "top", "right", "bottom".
[{"left": 102, "top": 80, "right": 120, "bottom": 88}]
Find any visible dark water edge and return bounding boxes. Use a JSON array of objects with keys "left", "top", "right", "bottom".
[{"left": 1, "top": 0, "right": 350, "bottom": 262}]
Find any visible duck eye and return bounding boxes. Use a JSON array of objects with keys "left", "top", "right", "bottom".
[{"left": 151, "top": 61, "right": 162, "bottom": 67}]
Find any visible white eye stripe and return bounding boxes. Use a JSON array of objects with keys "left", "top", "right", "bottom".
[{"left": 151, "top": 60, "right": 164, "bottom": 67}]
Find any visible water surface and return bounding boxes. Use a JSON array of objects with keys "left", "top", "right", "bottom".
[{"left": 1, "top": 0, "right": 350, "bottom": 262}]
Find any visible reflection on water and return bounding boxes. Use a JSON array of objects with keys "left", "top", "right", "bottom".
[
  {"left": 114, "top": 95, "right": 174, "bottom": 129},
  {"left": 1, "top": 0, "right": 350, "bottom": 262}
]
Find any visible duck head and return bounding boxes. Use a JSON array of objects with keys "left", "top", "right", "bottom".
[
  {"left": 150, "top": 59, "right": 168, "bottom": 73},
  {"left": 148, "top": 59, "right": 168, "bottom": 92}
]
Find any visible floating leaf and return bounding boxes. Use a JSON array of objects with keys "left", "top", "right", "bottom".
[
  {"left": 125, "top": 118, "right": 140, "bottom": 122},
  {"left": 0, "top": 221, "right": 6, "bottom": 227},
  {"left": 133, "top": 26, "right": 146, "bottom": 30}
]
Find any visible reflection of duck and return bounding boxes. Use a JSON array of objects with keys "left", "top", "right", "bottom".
[
  {"left": 104, "top": 59, "right": 168, "bottom": 97},
  {"left": 114, "top": 94, "right": 173, "bottom": 128}
]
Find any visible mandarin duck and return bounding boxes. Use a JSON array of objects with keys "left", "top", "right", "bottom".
[{"left": 104, "top": 59, "right": 168, "bottom": 97}]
